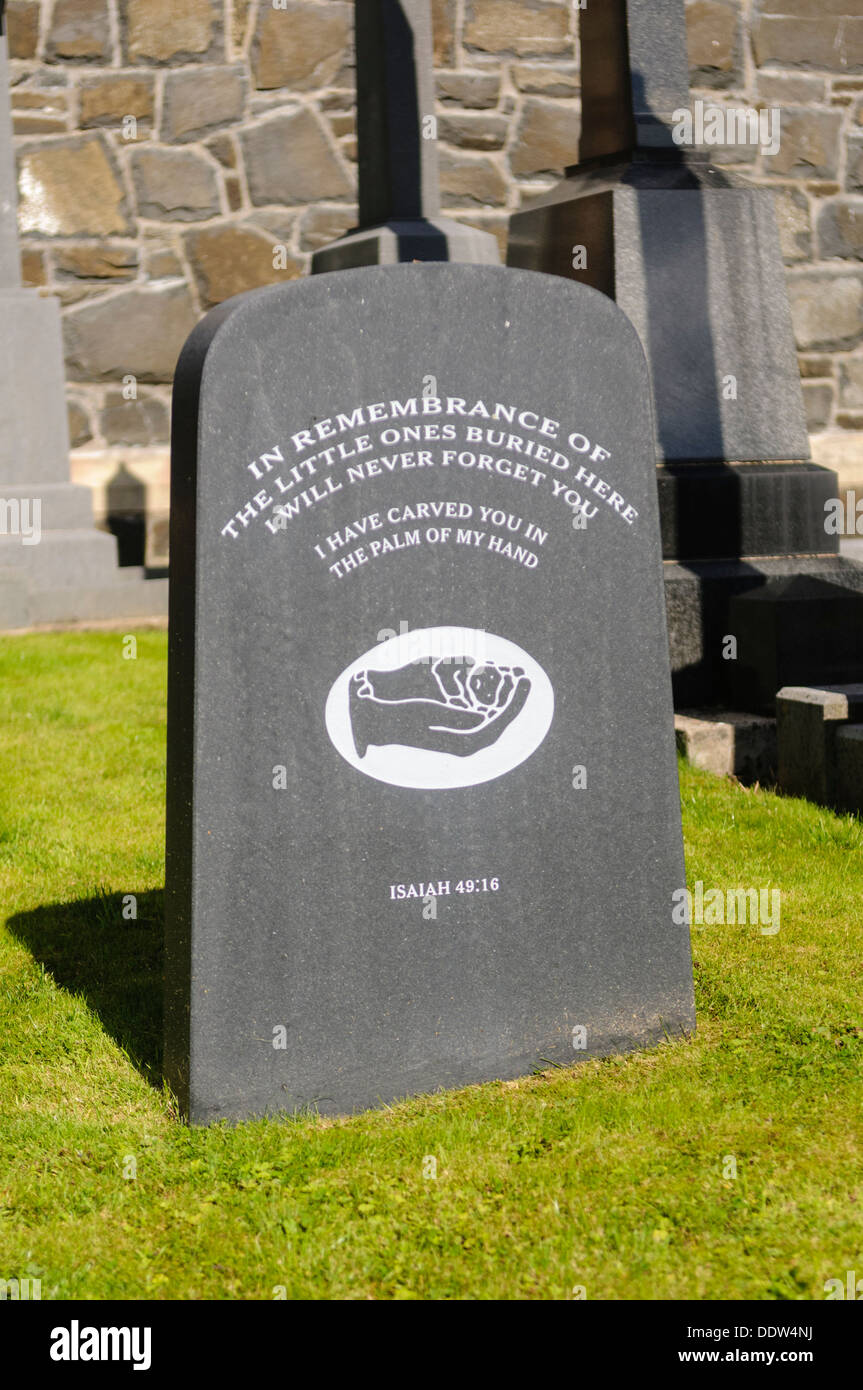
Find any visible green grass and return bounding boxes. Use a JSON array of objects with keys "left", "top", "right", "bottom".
[{"left": 1, "top": 628, "right": 862, "bottom": 1300}]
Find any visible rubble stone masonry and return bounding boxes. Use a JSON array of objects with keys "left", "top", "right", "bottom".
[{"left": 6, "top": 0, "right": 863, "bottom": 561}]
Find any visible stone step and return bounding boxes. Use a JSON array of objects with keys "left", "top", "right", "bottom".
[
  {"left": 23, "top": 572, "right": 169, "bottom": 627},
  {"left": 0, "top": 482, "right": 97, "bottom": 531},
  {"left": 0, "top": 528, "right": 121, "bottom": 587},
  {"left": 675, "top": 710, "right": 776, "bottom": 784}
]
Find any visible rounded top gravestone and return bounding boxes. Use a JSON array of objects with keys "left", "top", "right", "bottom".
[{"left": 165, "top": 263, "right": 694, "bottom": 1123}]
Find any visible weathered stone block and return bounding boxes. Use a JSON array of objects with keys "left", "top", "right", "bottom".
[
  {"left": 436, "top": 71, "right": 500, "bottom": 107},
  {"left": 464, "top": 0, "right": 571, "bottom": 57},
  {"left": 675, "top": 710, "right": 777, "bottom": 783},
  {"left": 123, "top": 0, "right": 220, "bottom": 64},
  {"left": 55, "top": 285, "right": 109, "bottom": 308},
  {"left": 45, "top": 0, "right": 110, "bottom": 63},
  {"left": 225, "top": 175, "right": 242, "bottom": 212},
  {"left": 184, "top": 224, "right": 302, "bottom": 308},
  {"left": 13, "top": 113, "right": 67, "bottom": 135},
  {"left": 511, "top": 64, "right": 578, "bottom": 97},
  {"left": 817, "top": 199, "right": 863, "bottom": 261},
  {"left": 231, "top": 0, "right": 253, "bottom": 55},
  {"left": 251, "top": 0, "right": 351, "bottom": 91},
  {"left": 11, "top": 91, "right": 69, "bottom": 111},
  {"left": 242, "top": 109, "right": 352, "bottom": 205},
  {"left": 67, "top": 398, "right": 93, "bottom": 448},
  {"left": 811, "top": 431, "right": 863, "bottom": 487},
  {"left": 17, "top": 134, "right": 132, "bottom": 237},
  {"left": 847, "top": 137, "right": 863, "bottom": 194},
  {"left": 763, "top": 108, "right": 842, "bottom": 180},
  {"left": 143, "top": 246, "right": 184, "bottom": 280},
  {"left": 131, "top": 148, "right": 221, "bottom": 221},
  {"left": 11, "top": 89, "right": 67, "bottom": 134},
  {"left": 101, "top": 391, "right": 170, "bottom": 445},
  {"left": 438, "top": 113, "right": 508, "bottom": 151},
  {"left": 686, "top": 0, "right": 739, "bottom": 86},
  {"left": 79, "top": 75, "right": 155, "bottom": 129},
  {"left": 756, "top": 71, "right": 826, "bottom": 105},
  {"left": 20, "top": 247, "right": 46, "bottom": 286},
  {"left": 760, "top": 0, "right": 862, "bottom": 13},
  {"left": 6, "top": 1, "right": 40, "bottom": 60},
  {"left": 439, "top": 149, "right": 508, "bottom": 206},
  {"left": 772, "top": 185, "right": 811, "bottom": 261},
  {"left": 246, "top": 208, "right": 298, "bottom": 243},
  {"left": 54, "top": 244, "right": 138, "bottom": 280},
  {"left": 319, "top": 91, "right": 354, "bottom": 112},
  {"left": 327, "top": 112, "right": 355, "bottom": 139},
  {"left": 802, "top": 380, "right": 834, "bottom": 432},
  {"left": 839, "top": 358, "right": 863, "bottom": 410},
  {"left": 753, "top": 17, "right": 863, "bottom": 71},
  {"left": 205, "top": 133, "right": 237, "bottom": 169},
  {"left": 432, "top": 0, "right": 455, "bottom": 65},
  {"left": 798, "top": 354, "right": 834, "bottom": 378},
  {"left": 162, "top": 67, "right": 246, "bottom": 142},
  {"left": 63, "top": 283, "right": 199, "bottom": 381},
  {"left": 788, "top": 272, "right": 863, "bottom": 351},
  {"left": 509, "top": 97, "right": 578, "bottom": 177},
  {"left": 299, "top": 205, "right": 357, "bottom": 253}
]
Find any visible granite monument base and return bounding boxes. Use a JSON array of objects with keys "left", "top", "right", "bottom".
[
  {"left": 312, "top": 217, "right": 500, "bottom": 273},
  {"left": 666, "top": 555, "right": 863, "bottom": 711}
]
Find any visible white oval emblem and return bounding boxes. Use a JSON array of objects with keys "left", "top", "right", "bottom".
[{"left": 325, "top": 626, "right": 554, "bottom": 789}]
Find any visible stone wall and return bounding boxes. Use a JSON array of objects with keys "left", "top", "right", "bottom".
[{"left": 6, "top": 0, "right": 863, "bottom": 562}]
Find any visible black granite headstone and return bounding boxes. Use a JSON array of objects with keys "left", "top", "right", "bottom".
[{"left": 166, "top": 263, "right": 694, "bottom": 1123}]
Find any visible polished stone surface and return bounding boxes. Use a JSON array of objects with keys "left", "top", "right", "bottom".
[{"left": 165, "top": 263, "right": 693, "bottom": 1122}]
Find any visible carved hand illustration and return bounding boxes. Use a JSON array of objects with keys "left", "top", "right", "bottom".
[{"left": 349, "top": 656, "right": 531, "bottom": 759}]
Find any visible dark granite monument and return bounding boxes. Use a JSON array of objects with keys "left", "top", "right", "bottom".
[
  {"left": 311, "top": 0, "right": 499, "bottom": 271},
  {"left": 165, "top": 262, "right": 694, "bottom": 1121},
  {"left": 508, "top": 0, "right": 863, "bottom": 712}
]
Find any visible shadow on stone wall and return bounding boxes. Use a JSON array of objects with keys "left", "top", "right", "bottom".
[{"left": 105, "top": 460, "right": 147, "bottom": 566}]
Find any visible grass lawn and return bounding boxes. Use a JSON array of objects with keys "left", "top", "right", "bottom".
[{"left": 1, "top": 628, "right": 862, "bottom": 1301}]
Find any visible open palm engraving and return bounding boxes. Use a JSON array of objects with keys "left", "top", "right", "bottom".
[{"left": 349, "top": 656, "right": 531, "bottom": 759}]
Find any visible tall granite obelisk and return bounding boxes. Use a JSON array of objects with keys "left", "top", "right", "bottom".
[
  {"left": 509, "top": 0, "right": 863, "bottom": 711},
  {"left": 0, "top": 2, "right": 167, "bottom": 628},
  {"left": 312, "top": 0, "right": 499, "bottom": 271}
]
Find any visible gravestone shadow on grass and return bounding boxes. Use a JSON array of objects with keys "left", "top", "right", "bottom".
[{"left": 8, "top": 888, "right": 164, "bottom": 1086}]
